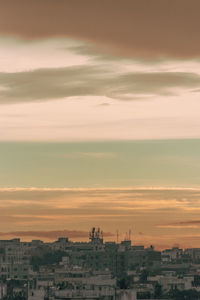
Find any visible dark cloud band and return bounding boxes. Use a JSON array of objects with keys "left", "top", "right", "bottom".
[
  {"left": 0, "top": 66, "right": 200, "bottom": 103},
  {"left": 0, "top": 230, "right": 113, "bottom": 240},
  {"left": 0, "top": 0, "right": 200, "bottom": 58}
]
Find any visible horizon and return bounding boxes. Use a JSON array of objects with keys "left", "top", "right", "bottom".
[{"left": 0, "top": 228, "right": 190, "bottom": 251}]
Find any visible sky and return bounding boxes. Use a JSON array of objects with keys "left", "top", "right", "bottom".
[{"left": 0, "top": 0, "right": 200, "bottom": 248}]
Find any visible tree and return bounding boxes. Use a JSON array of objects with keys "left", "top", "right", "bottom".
[
  {"left": 154, "top": 282, "right": 162, "bottom": 299},
  {"left": 117, "top": 274, "right": 133, "bottom": 289},
  {"left": 139, "top": 269, "right": 149, "bottom": 283}
]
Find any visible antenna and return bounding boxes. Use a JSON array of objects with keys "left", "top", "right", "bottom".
[
  {"left": 129, "top": 229, "right": 131, "bottom": 241},
  {"left": 116, "top": 230, "right": 119, "bottom": 243}
]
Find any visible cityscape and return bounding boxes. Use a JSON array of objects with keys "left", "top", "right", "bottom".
[
  {"left": 1, "top": 0, "right": 200, "bottom": 299},
  {"left": 0, "top": 228, "right": 199, "bottom": 299}
]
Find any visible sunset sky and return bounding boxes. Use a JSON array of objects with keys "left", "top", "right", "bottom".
[{"left": 1, "top": 0, "right": 200, "bottom": 249}]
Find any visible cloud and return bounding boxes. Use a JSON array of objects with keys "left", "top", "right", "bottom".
[
  {"left": 0, "top": 0, "right": 200, "bottom": 59},
  {"left": 0, "top": 66, "right": 200, "bottom": 103},
  {"left": 172, "top": 220, "right": 200, "bottom": 225},
  {"left": 0, "top": 229, "right": 113, "bottom": 240},
  {"left": 158, "top": 220, "right": 200, "bottom": 229},
  {"left": 0, "top": 66, "right": 107, "bottom": 103},
  {"left": 157, "top": 225, "right": 199, "bottom": 229}
]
